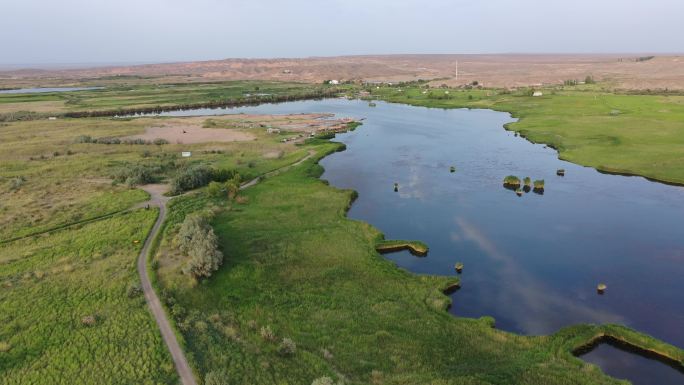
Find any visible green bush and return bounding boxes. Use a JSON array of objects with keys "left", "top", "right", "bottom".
[
  {"left": 170, "top": 165, "right": 214, "bottom": 195},
  {"left": 503, "top": 175, "right": 521, "bottom": 186},
  {"left": 311, "top": 377, "right": 334, "bottom": 385},
  {"left": 278, "top": 338, "right": 297, "bottom": 356},
  {"left": 206, "top": 181, "right": 224, "bottom": 198},
  {"left": 112, "top": 164, "right": 161, "bottom": 186}
]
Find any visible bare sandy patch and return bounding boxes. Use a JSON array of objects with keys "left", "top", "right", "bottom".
[
  {"left": 126, "top": 113, "right": 359, "bottom": 145},
  {"left": 127, "top": 120, "right": 255, "bottom": 144}
]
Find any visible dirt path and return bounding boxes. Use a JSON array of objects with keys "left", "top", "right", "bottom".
[
  {"left": 240, "top": 150, "right": 316, "bottom": 189},
  {"left": 135, "top": 150, "right": 316, "bottom": 385},
  {"left": 136, "top": 184, "right": 198, "bottom": 385}
]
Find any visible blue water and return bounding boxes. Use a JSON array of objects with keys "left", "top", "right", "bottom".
[{"left": 140, "top": 98, "right": 684, "bottom": 384}]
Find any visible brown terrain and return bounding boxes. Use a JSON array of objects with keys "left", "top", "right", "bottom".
[
  {"left": 126, "top": 113, "right": 356, "bottom": 144},
  {"left": 1, "top": 54, "right": 683, "bottom": 90}
]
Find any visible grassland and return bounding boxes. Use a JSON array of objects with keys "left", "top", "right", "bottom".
[
  {"left": 0, "top": 81, "right": 344, "bottom": 119},
  {"left": 369, "top": 85, "right": 684, "bottom": 185},
  {"left": 0, "top": 209, "right": 178, "bottom": 385},
  {"left": 153, "top": 145, "right": 684, "bottom": 384},
  {"left": 3, "top": 79, "right": 684, "bottom": 384},
  {"left": 0, "top": 82, "right": 353, "bottom": 384}
]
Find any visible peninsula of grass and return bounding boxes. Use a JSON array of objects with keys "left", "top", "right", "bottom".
[
  {"left": 375, "top": 239, "right": 429, "bottom": 256},
  {"left": 373, "top": 85, "right": 684, "bottom": 185},
  {"left": 153, "top": 145, "right": 684, "bottom": 385}
]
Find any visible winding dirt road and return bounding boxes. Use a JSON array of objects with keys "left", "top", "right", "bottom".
[
  {"left": 136, "top": 185, "right": 198, "bottom": 385},
  {"left": 136, "top": 150, "right": 316, "bottom": 385}
]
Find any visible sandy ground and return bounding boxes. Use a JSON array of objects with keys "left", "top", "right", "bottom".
[
  {"left": 2, "top": 54, "right": 683, "bottom": 90},
  {"left": 128, "top": 124, "right": 255, "bottom": 144},
  {"left": 125, "top": 113, "right": 357, "bottom": 144}
]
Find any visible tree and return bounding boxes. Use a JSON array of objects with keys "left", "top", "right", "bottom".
[
  {"left": 225, "top": 173, "right": 241, "bottom": 200},
  {"left": 176, "top": 213, "right": 223, "bottom": 279}
]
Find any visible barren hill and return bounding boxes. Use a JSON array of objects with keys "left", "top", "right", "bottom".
[{"left": 1, "top": 54, "right": 683, "bottom": 90}]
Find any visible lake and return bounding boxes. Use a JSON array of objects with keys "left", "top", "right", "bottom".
[{"left": 146, "top": 98, "right": 684, "bottom": 384}]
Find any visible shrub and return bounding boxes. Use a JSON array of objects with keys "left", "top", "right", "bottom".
[
  {"left": 260, "top": 325, "right": 276, "bottom": 341},
  {"left": 74, "top": 135, "right": 93, "bottom": 143},
  {"left": 0, "top": 341, "right": 11, "bottom": 353},
  {"left": 503, "top": 175, "right": 521, "bottom": 187},
  {"left": 204, "top": 369, "right": 230, "bottom": 385},
  {"left": 81, "top": 315, "right": 97, "bottom": 326},
  {"left": 112, "top": 164, "right": 161, "bottom": 186},
  {"left": 153, "top": 138, "right": 169, "bottom": 145},
  {"left": 278, "top": 338, "right": 297, "bottom": 356},
  {"left": 523, "top": 177, "right": 531, "bottom": 187},
  {"left": 321, "top": 348, "right": 334, "bottom": 360},
  {"left": 206, "top": 181, "right": 224, "bottom": 198},
  {"left": 95, "top": 137, "right": 122, "bottom": 145},
  {"left": 312, "top": 377, "right": 335, "bottom": 385},
  {"left": 9, "top": 176, "right": 25, "bottom": 191},
  {"left": 176, "top": 213, "right": 223, "bottom": 279},
  {"left": 127, "top": 283, "right": 143, "bottom": 298},
  {"left": 170, "top": 165, "right": 214, "bottom": 195}
]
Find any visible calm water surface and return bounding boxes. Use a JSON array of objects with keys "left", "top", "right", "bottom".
[
  {"left": 149, "top": 99, "right": 684, "bottom": 384},
  {"left": 0, "top": 87, "right": 103, "bottom": 94}
]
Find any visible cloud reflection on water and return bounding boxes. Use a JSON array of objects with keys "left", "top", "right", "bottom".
[{"left": 454, "top": 216, "right": 624, "bottom": 334}]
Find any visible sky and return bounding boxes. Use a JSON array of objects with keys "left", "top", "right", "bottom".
[{"left": 2, "top": 0, "right": 683, "bottom": 65}]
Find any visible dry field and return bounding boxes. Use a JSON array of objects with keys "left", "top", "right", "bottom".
[
  {"left": 125, "top": 113, "right": 353, "bottom": 144},
  {"left": 2, "top": 54, "right": 683, "bottom": 90}
]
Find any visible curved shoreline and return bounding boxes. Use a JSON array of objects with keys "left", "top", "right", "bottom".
[
  {"left": 374, "top": 96, "right": 684, "bottom": 188},
  {"left": 313, "top": 105, "right": 684, "bottom": 381}
]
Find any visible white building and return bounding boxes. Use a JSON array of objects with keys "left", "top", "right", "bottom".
[
  {"left": 532, "top": 91, "right": 543, "bottom": 97},
  {"left": 329, "top": 80, "right": 340, "bottom": 85}
]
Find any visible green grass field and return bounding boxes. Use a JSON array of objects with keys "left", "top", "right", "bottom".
[
  {"left": 370, "top": 86, "right": 684, "bottom": 185},
  {"left": 0, "top": 209, "right": 178, "bottom": 385},
  {"left": 0, "top": 82, "right": 351, "bottom": 384}
]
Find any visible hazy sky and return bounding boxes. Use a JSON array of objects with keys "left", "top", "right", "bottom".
[{"left": 2, "top": 0, "right": 683, "bottom": 65}]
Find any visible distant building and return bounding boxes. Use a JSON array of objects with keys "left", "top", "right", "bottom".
[
  {"left": 48, "top": 117, "right": 57, "bottom": 120},
  {"left": 329, "top": 80, "right": 340, "bottom": 85},
  {"left": 532, "top": 91, "right": 543, "bottom": 97},
  {"left": 181, "top": 151, "right": 192, "bottom": 157},
  {"left": 266, "top": 127, "right": 281, "bottom": 134}
]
